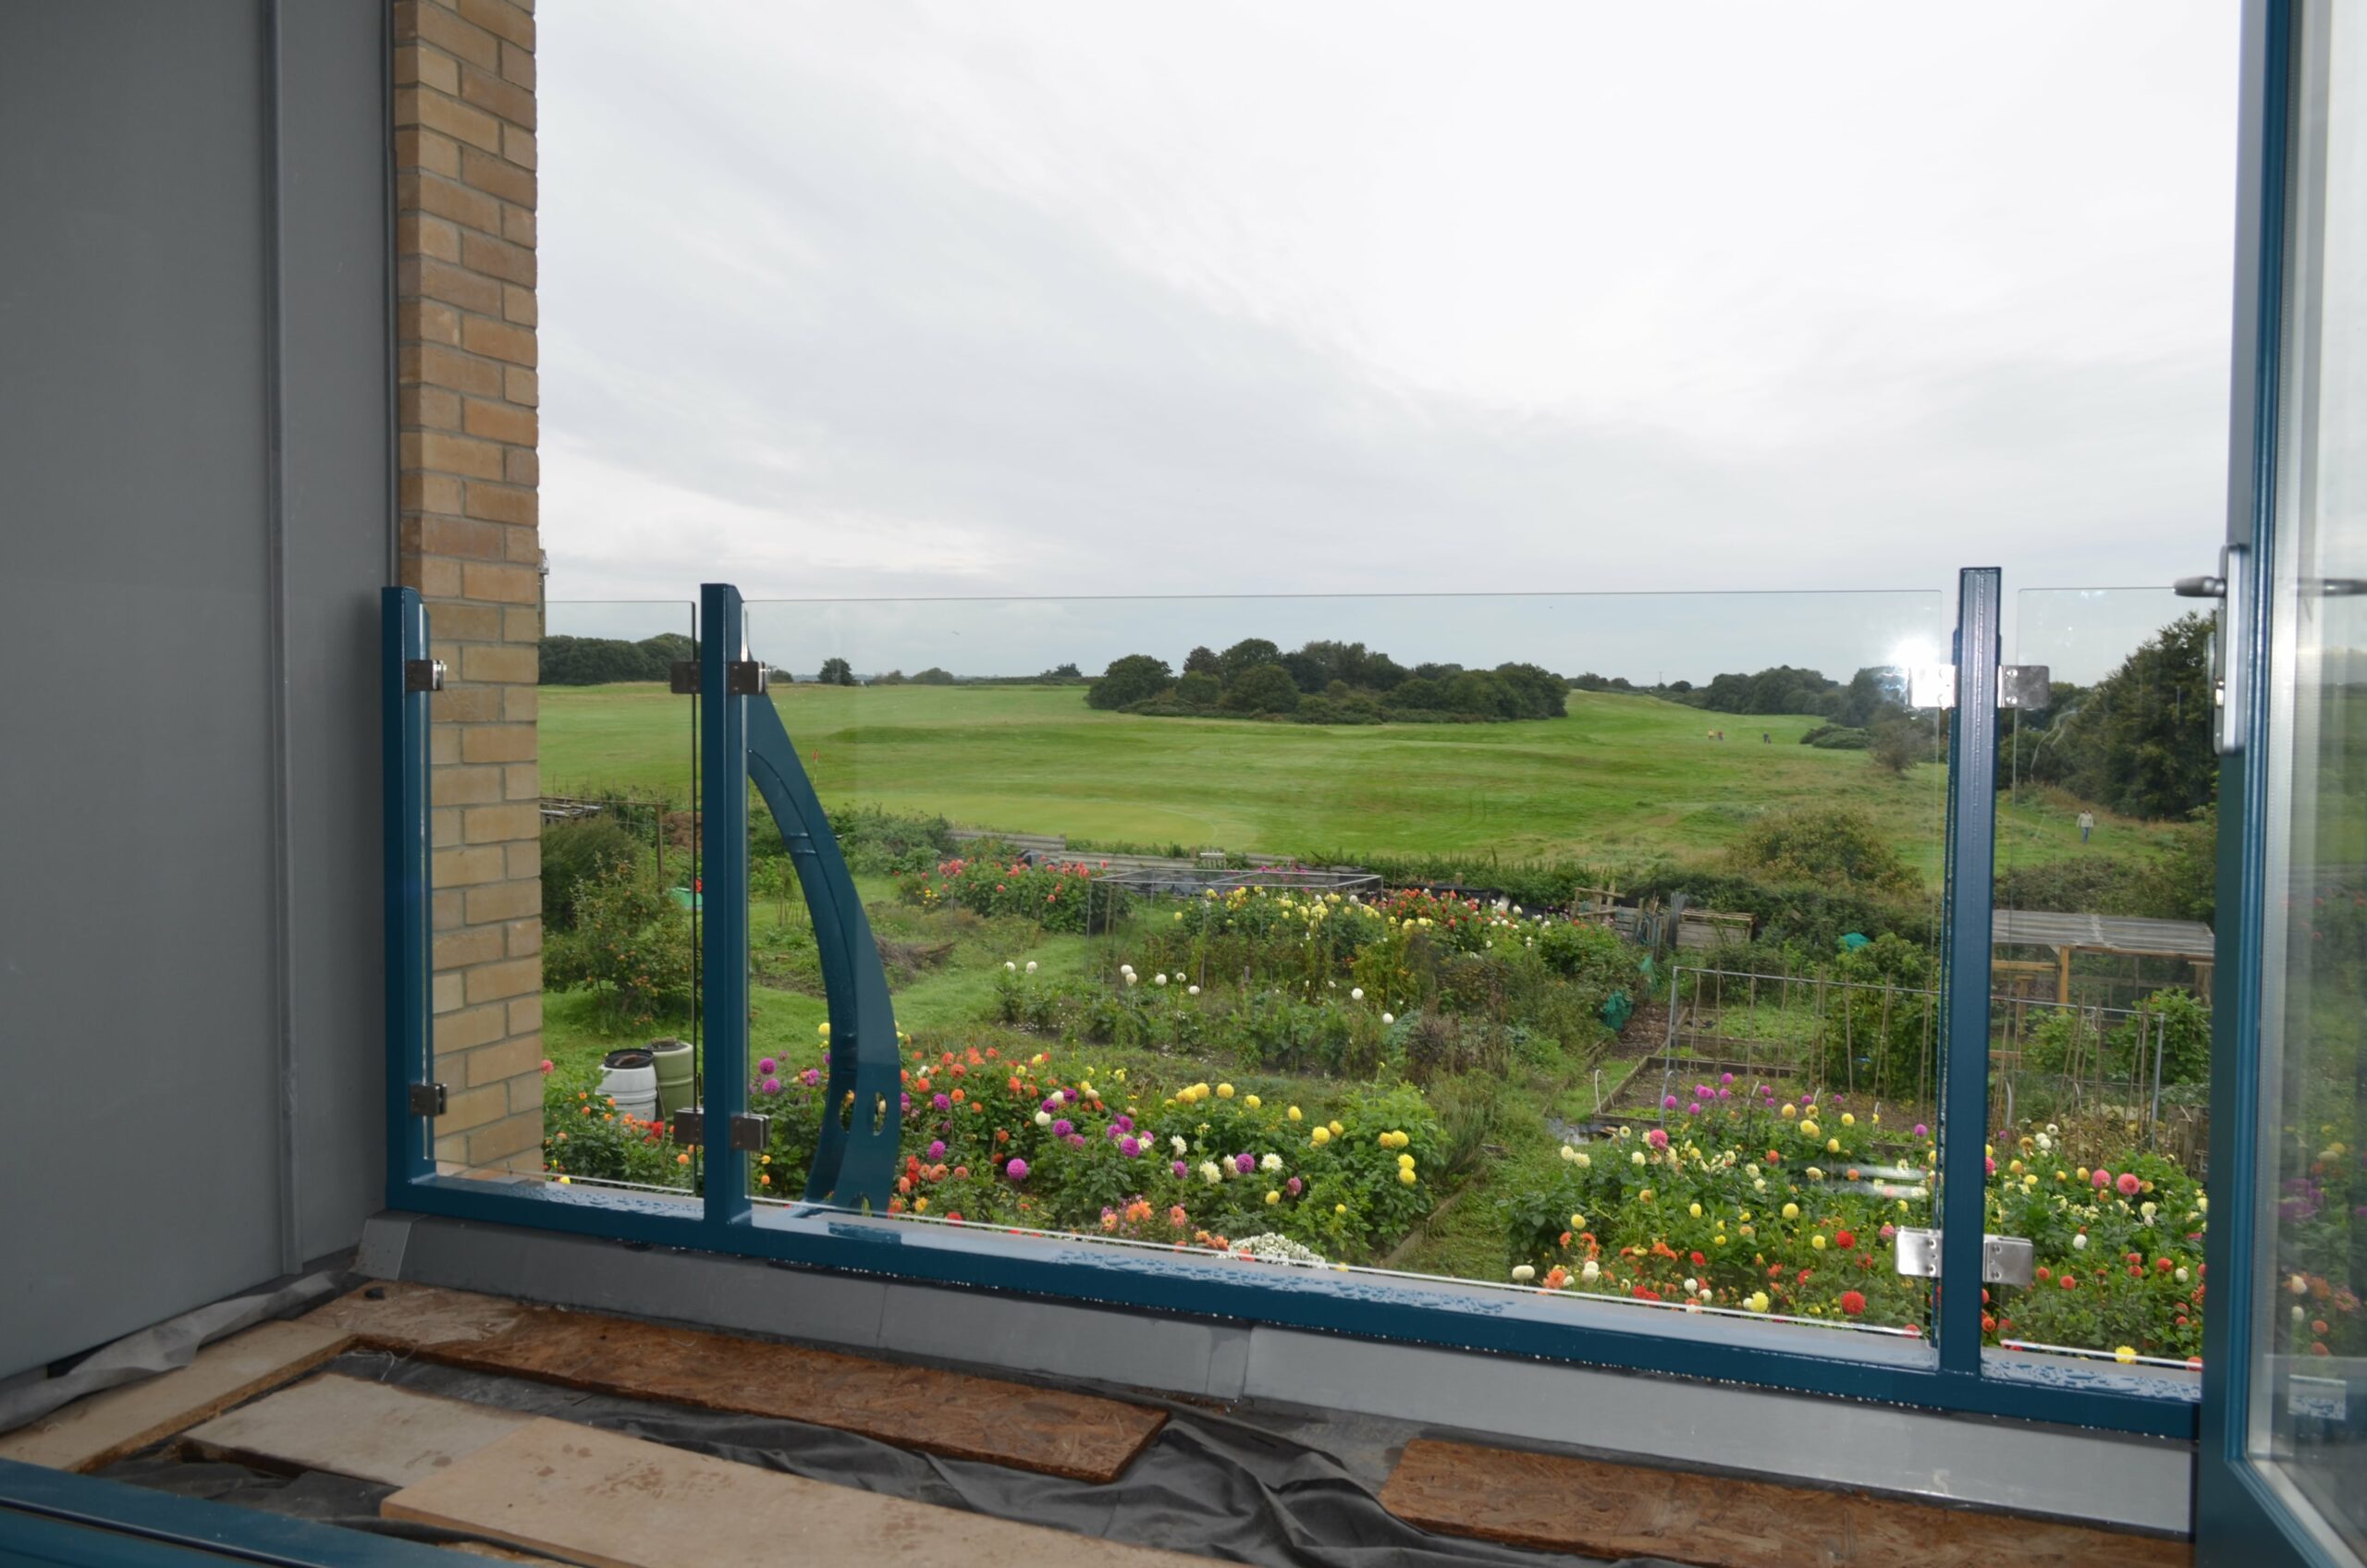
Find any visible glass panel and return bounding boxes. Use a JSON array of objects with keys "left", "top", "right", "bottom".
[
  {"left": 738, "top": 591, "right": 1944, "bottom": 1339},
  {"left": 433, "top": 598, "right": 703, "bottom": 1202},
  {"left": 1986, "top": 588, "right": 2216, "bottom": 1367},
  {"left": 2250, "top": 0, "right": 2367, "bottom": 1547}
]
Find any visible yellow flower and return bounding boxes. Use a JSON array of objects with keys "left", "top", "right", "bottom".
[
  {"left": 914, "top": 1196, "right": 927, "bottom": 1213},
  {"left": 2115, "top": 1345, "right": 2138, "bottom": 1365},
  {"left": 818, "top": 1023, "right": 830, "bottom": 1038},
  {"left": 1287, "top": 1106, "right": 1303, "bottom": 1122},
  {"left": 1841, "top": 1112, "right": 1856, "bottom": 1127},
  {"left": 1687, "top": 1202, "right": 1703, "bottom": 1219},
  {"left": 1398, "top": 1152, "right": 1416, "bottom": 1169},
  {"left": 1827, "top": 1138, "right": 1841, "bottom": 1155},
  {"left": 1398, "top": 1169, "right": 1417, "bottom": 1185},
  {"left": 1311, "top": 1127, "right": 1331, "bottom": 1146},
  {"left": 1782, "top": 1202, "right": 1800, "bottom": 1220},
  {"left": 1217, "top": 1083, "right": 1234, "bottom": 1099},
  {"left": 1811, "top": 1234, "right": 1828, "bottom": 1251},
  {"left": 1266, "top": 1190, "right": 1281, "bottom": 1205},
  {"left": 1799, "top": 1121, "right": 1820, "bottom": 1140},
  {"left": 1569, "top": 1213, "right": 1587, "bottom": 1231},
  {"left": 1330, "top": 1121, "right": 1344, "bottom": 1136},
  {"left": 1245, "top": 1095, "right": 1262, "bottom": 1109},
  {"left": 1781, "top": 1103, "right": 1797, "bottom": 1121},
  {"left": 1747, "top": 1291, "right": 1770, "bottom": 1313},
  {"left": 1335, "top": 1203, "right": 1348, "bottom": 1215}
]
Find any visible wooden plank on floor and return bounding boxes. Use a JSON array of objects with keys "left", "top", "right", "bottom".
[
  {"left": 383, "top": 1417, "right": 1210, "bottom": 1568},
  {"left": 311, "top": 1283, "right": 1164, "bottom": 1483},
  {"left": 1379, "top": 1438, "right": 2192, "bottom": 1568},
  {"left": 181, "top": 1373, "right": 531, "bottom": 1488},
  {"left": 0, "top": 1320, "right": 353, "bottom": 1474}
]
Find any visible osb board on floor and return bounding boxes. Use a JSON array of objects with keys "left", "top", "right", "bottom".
[
  {"left": 312, "top": 1282, "right": 1165, "bottom": 1482},
  {"left": 0, "top": 1320, "right": 351, "bottom": 1474},
  {"left": 182, "top": 1373, "right": 531, "bottom": 1488},
  {"left": 383, "top": 1417, "right": 1211, "bottom": 1568},
  {"left": 1380, "top": 1438, "right": 2193, "bottom": 1568}
]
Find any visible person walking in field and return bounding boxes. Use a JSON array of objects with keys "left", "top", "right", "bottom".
[{"left": 2078, "top": 810, "right": 2095, "bottom": 844}]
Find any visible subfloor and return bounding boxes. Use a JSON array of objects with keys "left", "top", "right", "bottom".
[{"left": 14, "top": 1277, "right": 2189, "bottom": 1568}]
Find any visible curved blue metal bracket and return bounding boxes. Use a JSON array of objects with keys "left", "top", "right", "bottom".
[{"left": 745, "top": 693, "right": 902, "bottom": 1209}]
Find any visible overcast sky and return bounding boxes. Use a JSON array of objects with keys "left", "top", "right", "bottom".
[{"left": 539, "top": 3, "right": 2242, "bottom": 682}]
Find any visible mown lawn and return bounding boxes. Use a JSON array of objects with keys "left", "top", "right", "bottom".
[{"left": 539, "top": 682, "right": 2175, "bottom": 882}]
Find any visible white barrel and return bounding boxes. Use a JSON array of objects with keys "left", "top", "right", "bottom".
[{"left": 596, "top": 1049, "right": 660, "bottom": 1122}]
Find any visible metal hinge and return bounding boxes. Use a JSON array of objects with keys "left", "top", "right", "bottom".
[
  {"left": 1904, "top": 666, "right": 2048, "bottom": 711},
  {"left": 404, "top": 658, "right": 446, "bottom": 693},
  {"left": 668, "top": 1108, "right": 770, "bottom": 1152},
  {"left": 406, "top": 1082, "right": 448, "bottom": 1117},
  {"left": 669, "top": 660, "right": 769, "bottom": 696},
  {"left": 1893, "top": 1227, "right": 2036, "bottom": 1288}
]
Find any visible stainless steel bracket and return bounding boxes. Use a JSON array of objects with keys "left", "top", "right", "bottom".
[{"left": 1893, "top": 1226, "right": 2036, "bottom": 1288}]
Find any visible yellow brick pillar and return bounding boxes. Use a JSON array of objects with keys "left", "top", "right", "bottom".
[{"left": 393, "top": 0, "right": 544, "bottom": 1170}]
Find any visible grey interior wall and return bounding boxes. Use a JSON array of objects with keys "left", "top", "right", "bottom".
[{"left": 0, "top": 0, "right": 390, "bottom": 1378}]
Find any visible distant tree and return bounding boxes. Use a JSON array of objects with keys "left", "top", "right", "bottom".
[
  {"left": 1490, "top": 661, "right": 1568, "bottom": 719},
  {"left": 912, "top": 668, "right": 955, "bottom": 685},
  {"left": 1220, "top": 662, "right": 1302, "bottom": 715},
  {"left": 2049, "top": 615, "right": 2214, "bottom": 819},
  {"left": 1175, "top": 671, "right": 1222, "bottom": 706},
  {"left": 1183, "top": 645, "right": 1222, "bottom": 678},
  {"left": 874, "top": 669, "right": 908, "bottom": 686},
  {"left": 1040, "top": 662, "right": 1082, "bottom": 680},
  {"left": 1411, "top": 661, "right": 1465, "bottom": 684},
  {"left": 1666, "top": 679, "right": 1693, "bottom": 694},
  {"left": 1217, "top": 638, "right": 1282, "bottom": 684},
  {"left": 1086, "top": 654, "right": 1173, "bottom": 710},
  {"left": 817, "top": 656, "right": 855, "bottom": 687},
  {"left": 1388, "top": 677, "right": 1447, "bottom": 711},
  {"left": 1281, "top": 649, "right": 1330, "bottom": 692},
  {"left": 1867, "top": 717, "right": 1923, "bottom": 775}
]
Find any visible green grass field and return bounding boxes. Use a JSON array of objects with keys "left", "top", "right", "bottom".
[{"left": 541, "top": 682, "right": 2172, "bottom": 880}]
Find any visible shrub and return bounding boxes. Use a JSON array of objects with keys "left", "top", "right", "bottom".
[
  {"left": 1725, "top": 806, "right": 1923, "bottom": 899},
  {"left": 1174, "top": 671, "right": 1222, "bottom": 707},
  {"left": 543, "top": 861, "right": 696, "bottom": 1024},
  {"left": 1799, "top": 723, "right": 1870, "bottom": 750},
  {"left": 544, "top": 815, "right": 647, "bottom": 932},
  {"left": 897, "top": 854, "right": 1097, "bottom": 933}
]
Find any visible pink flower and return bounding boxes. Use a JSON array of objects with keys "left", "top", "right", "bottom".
[
  {"left": 1121, "top": 1137, "right": 1142, "bottom": 1158},
  {"left": 1646, "top": 1129, "right": 1669, "bottom": 1149},
  {"left": 926, "top": 1140, "right": 946, "bottom": 1160},
  {"left": 1235, "top": 1153, "right": 1257, "bottom": 1174},
  {"left": 2092, "top": 1169, "right": 2114, "bottom": 1189},
  {"left": 1913, "top": 1123, "right": 1929, "bottom": 1138},
  {"left": 2116, "top": 1172, "right": 2142, "bottom": 1197},
  {"left": 1172, "top": 1160, "right": 1188, "bottom": 1177},
  {"left": 538, "top": 1059, "right": 553, "bottom": 1074},
  {"left": 1663, "top": 1096, "right": 1679, "bottom": 1109},
  {"left": 801, "top": 1068, "right": 821, "bottom": 1086},
  {"left": 1005, "top": 1158, "right": 1029, "bottom": 1182},
  {"left": 757, "top": 1057, "right": 778, "bottom": 1075},
  {"left": 760, "top": 1076, "right": 781, "bottom": 1095}
]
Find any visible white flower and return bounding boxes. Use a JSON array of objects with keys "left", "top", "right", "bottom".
[
  {"left": 1380, "top": 1012, "right": 1395, "bottom": 1025},
  {"left": 1004, "top": 961, "right": 1016, "bottom": 972},
  {"left": 1350, "top": 987, "right": 1364, "bottom": 1000},
  {"left": 2292, "top": 1274, "right": 2311, "bottom": 1296},
  {"left": 1560, "top": 1145, "right": 1577, "bottom": 1162},
  {"left": 1155, "top": 973, "right": 1169, "bottom": 986},
  {"left": 1188, "top": 985, "right": 1201, "bottom": 996},
  {"left": 1261, "top": 1153, "right": 1282, "bottom": 1173},
  {"left": 1327, "top": 979, "right": 1336, "bottom": 988},
  {"left": 1581, "top": 1259, "right": 1600, "bottom": 1283},
  {"left": 2295, "top": 1305, "right": 2308, "bottom": 1322},
  {"left": 1573, "top": 1151, "right": 1589, "bottom": 1169},
  {"left": 1511, "top": 1265, "right": 1536, "bottom": 1283},
  {"left": 1631, "top": 1151, "right": 1647, "bottom": 1167},
  {"left": 1171, "top": 1135, "right": 1187, "bottom": 1155},
  {"left": 1684, "top": 1278, "right": 1699, "bottom": 1294},
  {"left": 1024, "top": 960, "right": 1037, "bottom": 974},
  {"left": 1124, "top": 972, "right": 1138, "bottom": 986},
  {"left": 2072, "top": 1233, "right": 2088, "bottom": 1250},
  {"left": 1121, "top": 963, "right": 1134, "bottom": 974},
  {"left": 2176, "top": 1267, "right": 2189, "bottom": 1283},
  {"left": 1513, "top": 905, "right": 1524, "bottom": 915},
  {"left": 1199, "top": 1161, "right": 1222, "bottom": 1185}
]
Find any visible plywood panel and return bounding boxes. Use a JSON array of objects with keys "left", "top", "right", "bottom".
[
  {"left": 182, "top": 1373, "right": 530, "bottom": 1488},
  {"left": 1379, "top": 1438, "right": 2191, "bottom": 1568},
  {"left": 383, "top": 1418, "right": 1211, "bottom": 1567},
  {"left": 313, "top": 1284, "right": 1163, "bottom": 1482},
  {"left": 0, "top": 1321, "right": 352, "bottom": 1473}
]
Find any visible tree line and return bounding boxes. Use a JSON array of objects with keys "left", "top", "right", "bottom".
[{"left": 1088, "top": 638, "right": 1568, "bottom": 723}]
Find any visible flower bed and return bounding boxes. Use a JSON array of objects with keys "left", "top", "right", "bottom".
[{"left": 895, "top": 855, "right": 1099, "bottom": 932}]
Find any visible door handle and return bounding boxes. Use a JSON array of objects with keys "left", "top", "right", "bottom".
[{"left": 2173, "top": 545, "right": 2248, "bottom": 756}]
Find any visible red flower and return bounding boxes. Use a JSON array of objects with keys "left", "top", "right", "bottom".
[
  {"left": 2060, "top": 1274, "right": 2078, "bottom": 1290},
  {"left": 1834, "top": 1230, "right": 1855, "bottom": 1250},
  {"left": 1840, "top": 1291, "right": 1866, "bottom": 1317}
]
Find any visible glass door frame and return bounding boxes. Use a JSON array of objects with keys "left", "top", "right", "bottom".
[{"left": 2199, "top": 1, "right": 2357, "bottom": 1562}]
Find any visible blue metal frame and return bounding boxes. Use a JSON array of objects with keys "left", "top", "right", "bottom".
[
  {"left": 1937, "top": 568, "right": 2002, "bottom": 1375},
  {"left": 381, "top": 586, "right": 432, "bottom": 1192},
  {"left": 746, "top": 679, "right": 902, "bottom": 1207},
  {"left": 0, "top": 1459, "right": 459, "bottom": 1567},
  {"left": 376, "top": 578, "right": 2201, "bottom": 1441}
]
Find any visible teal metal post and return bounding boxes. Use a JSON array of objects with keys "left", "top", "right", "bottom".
[
  {"left": 700, "top": 583, "right": 751, "bottom": 1229},
  {"left": 1937, "top": 567, "right": 2001, "bottom": 1372}
]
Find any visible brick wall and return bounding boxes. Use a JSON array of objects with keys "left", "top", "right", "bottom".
[{"left": 393, "top": 0, "right": 544, "bottom": 1170}]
